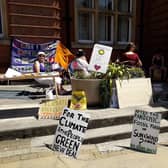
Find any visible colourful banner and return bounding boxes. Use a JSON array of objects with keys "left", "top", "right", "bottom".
[{"left": 11, "top": 39, "right": 57, "bottom": 73}]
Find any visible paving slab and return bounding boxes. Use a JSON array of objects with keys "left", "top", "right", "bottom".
[{"left": 0, "top": 132, "right": 168, "bottom": 166}]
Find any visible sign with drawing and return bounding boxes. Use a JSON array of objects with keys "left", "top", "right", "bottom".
[
  {"left": 52, "top": 108, "right": 90, "bottom": 158},
  {"left": 88, "top": 44, "right": 113, "bottom": 73},
  {"left": 130, "top": 109, "right": 161, "bottom": 154}
]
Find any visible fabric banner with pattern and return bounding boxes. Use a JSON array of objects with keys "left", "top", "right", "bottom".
[{"left": 11, "top": 39, "right": 57, "bottom": 73}]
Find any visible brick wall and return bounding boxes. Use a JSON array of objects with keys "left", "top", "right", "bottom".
[
  {"left": 0, "top": 0, "right": 61, "bottom": 72},
  {"left": 7, "top": 0, "right": 61, "bottom": 43},
  {"left": 0, "top": 44, "right": 10, "bottom": 73}
]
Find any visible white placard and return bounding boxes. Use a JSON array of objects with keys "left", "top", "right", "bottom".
[
  {"left": 88, "top": 44, "right": 113, "bottom": 73},
  {"left": 115, "top": 78, "right": 153, "bottom": 108},
  {"left": 4, "top": 68, "right": 22, "bottom": 78},
  {"left": 52, "top": 108, "right": 90, "bottom": 158},
  {"left": 130, "top": 109, "right": 161, "bottom": 154}
]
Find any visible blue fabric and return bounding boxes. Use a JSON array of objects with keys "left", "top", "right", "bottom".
[
  {"left": 11, "top": 39, "right": 57, "bottom": 73},
  {"left": 39, "top": 63, "right": 46, "bottom": 72}
]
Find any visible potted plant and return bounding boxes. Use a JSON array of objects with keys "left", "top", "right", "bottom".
[
  {"left": 99, "top": 63, "right": 130, "bottom": 108},
  {"left": 71, "top": 63, "right": 145, "bottom": 107},
  {"left": 71, "top": 71, "right": 105, "bottom": 106},
  {"left": 106, "top": 63, "right": 155, "bottom": 109}
]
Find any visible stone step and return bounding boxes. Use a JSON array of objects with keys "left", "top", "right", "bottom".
[
  {"left": 0, "top": 105, "right": 167, "bottom": 141},
  {"left": 0, "top": 107, "right": 39, "bottom": 119},
  {"left": 0, "top": 104, "right": 167, "bottom": 120},
  {"left": 96, "top": 132, "right": 168, "bottom": 152},
  {"left": 84, "top": 119, "right": 168, "bottom": 144},
  {"left": 87, "top": 105, "right": 168, "bottom": 128},
  {"left": 0, "top": 105, "right": 167, "bottom": 140},
  {"left": 0, "top": 117, "right": 58, "bottom": 140},
  {"left": 0, "top": 132, "right": 168, "bottom": 164},
  {"left": 0, "top": 96, "right": 71, "bottom": 119}
]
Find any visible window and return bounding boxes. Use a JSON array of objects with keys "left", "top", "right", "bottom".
[
  {"left": 117, "top": 16, "right": 131, "bottom": 43},
  {"left": 75, "top": 0, "right": 135, "bottom": 46},
  {"left": 98, "top": 15, "right": 114, "bottom": 43},
  {"left": 78, "top": 12, "right": 94, "bottom": 42}
]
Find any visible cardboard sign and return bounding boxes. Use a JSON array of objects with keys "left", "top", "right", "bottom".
[
  {"left": 88, "top": 44, "right": 113, "bottom": 73},
  {"left": 115, "top": 78, "right": 153, "bottom": 108},
  {"left": 130, "top": 109, "right": 161, "bottom": 154},
  {"left": 52, "top": 108, "right": 90, "bottom": 158},
  {"left": 38, "top": 98, "right": 69, "bottom": 119}
]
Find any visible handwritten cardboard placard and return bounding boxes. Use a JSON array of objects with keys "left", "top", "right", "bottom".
[
  {"left": 52, "top": 108, "right": 90, "bottom": 158},
  {"left": 88, "top": 44, "right": 113, "bottom": 73},
  {"left": 130, "top": 109, "right": 161, "bottom": 154},
  {"left": 38, "top": 98, "right": 69, "bottom": 119}
]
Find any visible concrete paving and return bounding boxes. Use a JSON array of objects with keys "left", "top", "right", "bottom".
[{"left": 0, "top": 134, "right": 168, "bottom": 168}]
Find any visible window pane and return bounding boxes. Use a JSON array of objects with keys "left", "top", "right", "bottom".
[
  {"left": 98, "top": 0, "right": 113, "bottom": 10},
  {"left": 98, "top": 15, "right": 113, "bottom": 41},
  {"left": 78, "top": 13, "right": 93, "bottom": 40},
  {"left": 78, "top": 0, "right": 94, "bottom": 8},
  {"left": 117, "top": 16, "right": 130, "bottom": 42},
  {"left": 118, "top": 0, "right": 130, "bottom": 12}
]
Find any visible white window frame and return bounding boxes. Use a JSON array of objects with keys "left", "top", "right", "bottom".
[
  {"left": 98, "top": 15, "right": 114, "bottom": 44},
  {"left": 117, "top": 17, "right": 132, "bottom": 45},
  {"left": 77, "top": 12, "right": 95, "bottom": 44},
  {"left": 75, "top": 0, "right": 136, "bottom": 47}
]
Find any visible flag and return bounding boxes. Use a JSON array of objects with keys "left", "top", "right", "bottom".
[{"left": 54, "top": 41, "right": 75, "bottom": 70}]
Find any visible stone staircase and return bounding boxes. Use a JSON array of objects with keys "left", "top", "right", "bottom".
[
  {"left": 0, "top": 99, "right": 168, "bottom": 164},
  {"left": 0, "top": 82, "right": 168, "bottom": 164},
  {"left": 0, "top": 104, "right": 168, "bottom": 144},
  {"left": 0, "top": 82, "right": 168, "bottom": 143}
]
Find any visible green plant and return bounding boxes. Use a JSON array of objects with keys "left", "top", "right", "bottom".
[
  {"left": 72, "top": 63, "right": 145, "bottom": 108},
  {"left": 128, "top": 67, "right": 145, "bottom": 78},
  {"left": 99, "top": 79, "right": 112, "bottom": 108},
  {"left": 72, "top": 63, "right": 132, "bottom": 80},
  {"left": 105, "top": 63, "right": 131, "bottom": 80},
  {"left": 73, "top": 70, "right": 105, "bottom": 79},
  {"left": 99, "top": 63, "right": 145, "bottom": 107}
]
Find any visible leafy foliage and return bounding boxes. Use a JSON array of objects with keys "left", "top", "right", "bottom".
[
  {"left": 72, "top": 63, "right": 145, "bottom": 108},
  {"left": 128, "top": 67, "right": 145, "bottom": 78},
  {"left": 99, "top": 79, "right": 111, "bottom": 108},
  {"left": 72, "top": 63, "right": 144, "bottom": 80}
]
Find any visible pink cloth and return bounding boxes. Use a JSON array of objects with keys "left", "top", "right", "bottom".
[{"left": 122, "top": 53, "right": 140, "bottom": 66}]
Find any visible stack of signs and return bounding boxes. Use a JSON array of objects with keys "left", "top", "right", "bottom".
[
  {"left": 88, "top": 44, "right": 113, "bottom": 73},
  {"left": 130, "top": 109, "right": 161, "bottom": 154},
  {"left": 52, "top": 108, "right": 90, "bottom": 158}
]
